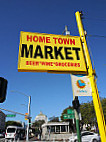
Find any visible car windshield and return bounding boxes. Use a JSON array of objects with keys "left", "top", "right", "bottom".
[
  {"left": 81, "top": 132, "right": 94, "bottom": 136},
  {"left": 7, "top": 128, "right": 16, "bottom": 133}
]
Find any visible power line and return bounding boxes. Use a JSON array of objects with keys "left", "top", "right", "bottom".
[
  {"left": 87, "top": 34, "right": 106, "bottom": 38},
  {"left": 86, "top": 36, "right": 95, "bottom": 69},
  {"left": 83, "top": 17, "right": 106, "bottom": 22}
]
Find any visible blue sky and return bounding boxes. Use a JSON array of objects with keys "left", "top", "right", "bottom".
[{"left": 0, "top": 0, "right": 106, "bottom": 123}]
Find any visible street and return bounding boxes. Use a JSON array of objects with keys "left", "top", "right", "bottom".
[{"left": 0, "top": 138, "right": 67, "bottom": 142}]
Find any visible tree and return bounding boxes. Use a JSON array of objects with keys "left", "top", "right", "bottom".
[
  {"left": 6, "top": 121, "right": 22, "bottom": 128},
  {"left": 32, "top": 120, "right": 45, "bottom": 128},
  {"left": 80, "top": 98, "right": 106, "bottom": 127},
  {"left": 49, "top": 116, "right": 59, "bottom": 122},
  {"left": 101, "top": 98, "right": 106, "bottom": 120},
  {"left": 80, "top": 101, "right": 96, "bottom": 128},
  {"left": 60, "top": 106, "right": 75, "bottom": 132},
  {"left": 60, "top": 106, "right": 73, "bottom": 121},
  {"left": 32, "top": 120, "right": 45, "bottom": 133},
  {"left": 60, "top": 98, "right": 106, "bottom": 131}
]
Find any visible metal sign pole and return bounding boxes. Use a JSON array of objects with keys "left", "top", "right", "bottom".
[
  {"left": 75, "top": 11, "right": 106, "bottom": 141},
  {"left": 26, "top": 96, "right": 31, "bottom": 141},
  {"left": 73, "top": 96, "right": 81, "bottom": 142}
]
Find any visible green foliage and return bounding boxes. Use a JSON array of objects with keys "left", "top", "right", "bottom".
[
  {"left": 32, "top": 120, "right": 45, "bottom": 133},
  {"left": 60, "top": 106, "right": 75, "bottom": 132},
  {"left": 101, "top": 98, "right": 106, "bottom": 119},
  {"left": 49, "top": 116, "right": 59, "bottom": 122},
  {"left": 80, "top": 98, "right": 106, "bottom": 126},
  {"left": 80, "top": 101, "right": 96, "bottom": 126},
  {"left": 6, "top": 121, "right": 22, "bottom": 128},
  {"left": 32, "top": 120, "right": 45, "bottom": 128},
  {"left": 61, "top": 98, "right": 106, "bottom": 126},
  {"left": 60, "top": 106, "right": 73, "bottom": 121}
]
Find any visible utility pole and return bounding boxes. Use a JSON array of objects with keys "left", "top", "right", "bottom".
[
  {"left": 26, "top": 96, "right": 31, "bottom": 141},
  {"left": 75, "top": 11, "right": 106, "bottom": 141},
  {"left": 11, "top": 90, "right": 31, "bottom": 142},
  {"left": 72, "top": 97, "right": 81, "bottom": 142}
]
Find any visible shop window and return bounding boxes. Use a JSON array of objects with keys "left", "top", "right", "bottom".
[
  {"left": 61, "top": 125, "right": 66, "bottom": 132},
  {"left": 56, "top": 126, "right": 60, "bottom": 133},
  {"left": 51, "top": 126, "right": 55, "bottom": 133}
]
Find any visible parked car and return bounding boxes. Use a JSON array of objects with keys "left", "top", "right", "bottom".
[
  {"left": 69, "top": 131, "right": 100, "bottom": 142},
  {"left": 0, "top": 132, "right": 5, "bottom": 138},
  {"left": 5, "top": 126, "right": 25, "bottom": 141}
]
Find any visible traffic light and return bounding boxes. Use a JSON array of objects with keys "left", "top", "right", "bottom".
[
  {"left": 25, "top": 113, "right": 28, "bottom": 120},
  {"left": 0, "top": 77, "right": 8, "bottom": 103},
  {"left": 29, "top": 118, "right": 31, "bottom": 128},
  {"left": 72, "top": 96, "right": 80, "bottom": 110}
]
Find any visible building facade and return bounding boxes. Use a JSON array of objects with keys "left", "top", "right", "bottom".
[
  {"left": 41, "top": 122, "right": 72, "bottom": 140},
  {"left": 35, "top": 112, "right": 48, "bottom": 123}
]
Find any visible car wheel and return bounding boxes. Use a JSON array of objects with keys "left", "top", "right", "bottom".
[
  {"left": 92, "top": 139, "right": 98, "bottom": 142},
  {"left": 74, "top": 140, "right": 78, "bottom": 142}
]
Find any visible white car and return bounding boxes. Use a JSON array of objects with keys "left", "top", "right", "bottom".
[
  {"left": 5, "top": 126, "right": 25, "bottom": 141},
  {"left": 69, "top": 131, "right": 100, "bottom": 142}
]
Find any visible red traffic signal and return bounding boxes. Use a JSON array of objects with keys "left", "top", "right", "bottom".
[{"left": 0, "top": 77, "right": 8, "bottom": 103}]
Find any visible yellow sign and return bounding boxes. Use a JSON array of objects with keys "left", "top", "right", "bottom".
[{"left": 18, "top": 31, "right": 87, "bottom": 74}]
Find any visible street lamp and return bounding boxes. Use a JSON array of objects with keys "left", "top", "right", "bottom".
[{"left": 11, "top": 90, "right": 31, "bottom": 141}]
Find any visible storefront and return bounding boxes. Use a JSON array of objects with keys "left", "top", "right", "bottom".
[{"left": 41, "top": 122, "right": 70, "bottom": 140}]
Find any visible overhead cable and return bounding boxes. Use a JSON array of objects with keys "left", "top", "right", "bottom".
[{"left": 87, "top": 34, "right": 106, "bottom": 38}]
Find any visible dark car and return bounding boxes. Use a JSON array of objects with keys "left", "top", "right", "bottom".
[{"left": 0, "top": 132, "right": 5, "bottom": 138}]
